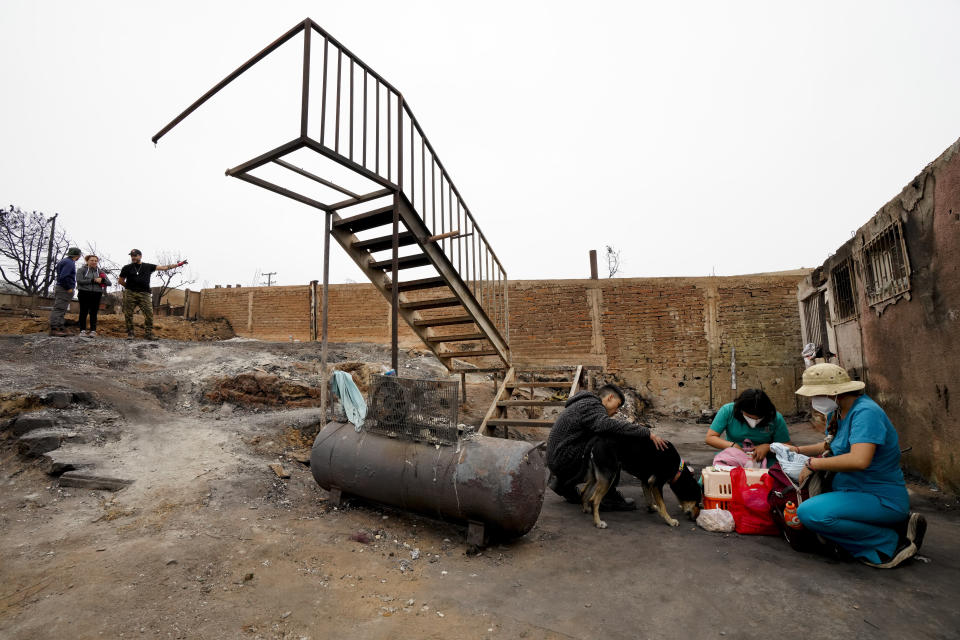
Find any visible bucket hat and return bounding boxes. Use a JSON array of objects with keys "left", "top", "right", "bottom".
[{"left": 795, "top": 363, "right": 865, "bottom": 397}]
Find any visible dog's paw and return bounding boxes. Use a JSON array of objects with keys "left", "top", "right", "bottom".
[
  {"left": 667, "top": 518, "right": 679, "bottom": 527},
  {"left": 596, "top": 520, "right": 608, "bottom": 529}
]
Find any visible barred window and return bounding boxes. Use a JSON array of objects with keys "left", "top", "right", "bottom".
[
  {"left": 830, "top": 259, "right": 857, "bottom": 322},
  {"left": 802, "top": 291, "right": 828, "bottom": 351},
  {"left": 862, "top": 221, "right": 911, "bottom": 306}
]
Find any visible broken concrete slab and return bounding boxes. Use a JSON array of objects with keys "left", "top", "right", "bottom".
[
  {"left": 43, "top": 391, "right": 73, "bottom": 409},
  {"left": 17, "top": 429, "right": 70, "bottom": 456},
  {"left": 72, "top": 391, "right": 98, "bottom": 405},
  {"left": 9, "top": 413, "right": 56, "bottom": 436},
  {"left": 42, "top": 450, "right": 100, "bottom": 475},
  {"left": 269, "top": 463, "right": 291, "bottom": 479},
  {"left": 288, "top": 448, "right": 311, "bottom": 464},
  {"left": 58, "top": 472, "right": 134, "bottom": 491}
]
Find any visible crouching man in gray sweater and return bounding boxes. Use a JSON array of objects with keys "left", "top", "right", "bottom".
[{"left": 546, "top": 384, "right": 668, "bottom": 510}]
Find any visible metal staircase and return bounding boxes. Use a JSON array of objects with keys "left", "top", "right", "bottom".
[{"left": 152, "top": 18, "right": 510, "bottom": 373}]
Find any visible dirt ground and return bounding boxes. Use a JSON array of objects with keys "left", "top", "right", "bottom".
[
  {"left": 1, "top": 335, "right": 959, "bottom": 640},
  {"left": 0, "top": 312, "right": 235, "bottom": 341}
]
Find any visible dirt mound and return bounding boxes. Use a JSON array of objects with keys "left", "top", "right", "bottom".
[
  {"left": 205, "top": 371, "right": 322, "bottom": 407},
  {"left": 0, "top": 313, "right": 234, "bottom": 341}
]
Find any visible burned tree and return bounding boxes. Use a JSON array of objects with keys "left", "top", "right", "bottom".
[
  {"left": 0, "top": 206, "right": 71, "bottom": 295},
  {"left": 153, "top": 250, "right": 196, "bottom": 303},
  {"left": 606, "top": 245, "right": 622, "bottom": 278}
]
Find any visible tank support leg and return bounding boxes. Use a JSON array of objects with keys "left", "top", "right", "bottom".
[
  {"left": 329, "top": 487, "right": 342, "bottom": 506},
  {"left": 467, "top": 520, "right": 486, "bottom": 546}
]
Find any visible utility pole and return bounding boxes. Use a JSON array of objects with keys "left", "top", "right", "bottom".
[
  {"left": 44, "top": 213, "right": 58, "bottom": 296},
  {"left": 261, "top": 271, "right": 277, "bottom": 286}
]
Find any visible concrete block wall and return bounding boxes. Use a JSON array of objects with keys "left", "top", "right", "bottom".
[{"left": 199, "top": 271, "right": 809, "bottom": 413}]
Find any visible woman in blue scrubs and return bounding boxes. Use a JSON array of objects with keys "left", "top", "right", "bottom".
[{"left": 793, "top": 364, "right": 927, "bottom": 568}]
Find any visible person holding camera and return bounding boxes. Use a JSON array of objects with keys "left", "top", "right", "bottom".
[
  {"left": 117, "top": 249, "right": 187, "bottom": 340},
  {"left": 76, "top": 254, "right": 110, "bottom": 337}
]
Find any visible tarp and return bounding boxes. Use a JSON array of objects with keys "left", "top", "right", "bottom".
[{"left": 330, "top": 370, "right": 366, "bottom": 431}]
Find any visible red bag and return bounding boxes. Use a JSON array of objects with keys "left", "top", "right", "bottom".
[{"left": 729, "top": 467, "right": 779, "bottom": 535}]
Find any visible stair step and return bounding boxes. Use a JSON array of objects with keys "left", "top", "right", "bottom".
[
  {"left": 392, "top": 276, "right": 447, "bottom": 292},
  {"left": 506, "top": 381, "right": 573, "bottom": 388},
  {"left": 497, "top": 400, "right": 566, "bottom": 407},
  {"left": 414, "top": 315, "right": 475, "bottom": 327},
  {"left": 370, "top": 253, "right": 431, "bottom": 270},
  {"left": 352, "top": 231, "right": 416, "bottom": 253},
  {"left": 486, "top": 419, "right": 556, "bottom": 428},
  {"left": 333, "top": 205, "right": 395, "bottom": 233},
  {"left": 425, "top": 332, "right": 486, "bottom": 343},
  {"left": 438, "top": 349, "right": 499, "bottom": 359},
  {"left": 400, "top": 297, "right": 462, "bottom": 311}
]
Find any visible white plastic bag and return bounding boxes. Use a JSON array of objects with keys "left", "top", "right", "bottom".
[
  {"left": 770, "top": 442, "right": 809, "bottom": 482},
  {"left": 696, "top": 508, "right": 735, "bottom": 533}
]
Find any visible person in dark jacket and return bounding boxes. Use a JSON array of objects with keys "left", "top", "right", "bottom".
[
  {"left": 76, "top": 254, "right": 109, "bottom": 336},
  {"left": 546, "top": 384, "right": 668, "bottom": 509},
  {"left": 48, "top": 247, "right": 82, "bottom": 336}
]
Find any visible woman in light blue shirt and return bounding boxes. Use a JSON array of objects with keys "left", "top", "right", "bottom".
[{"left": 793, "top": 364, "right": 926, "bottom": 568}]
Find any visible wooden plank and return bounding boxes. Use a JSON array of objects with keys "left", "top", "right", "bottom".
[
  {"left": 439, "top": 349, "right": 498, "bottom": 358},
  {"left": 413, "top": 315, "right": 475, "bottom": 327},
  {"left": 505, "top": 381, "right": 572, "bottom": 388},
  {"left": 485, "top": 418, "right": 555, "bottom": 428},
  {"left": 496, "top": 400, "right": 565, "bottom": 407},
  {"left": 425, "top": 332, "right": 486, "bottom": 343},
  {"left": 399, "top": 297, "right": 462, "bottom": 311},
  {"left": 480, "top": 366, "right": 514, "bottom": 436},
  {"left": 568, "top": 365, "right": 583, "bottom": 399}
]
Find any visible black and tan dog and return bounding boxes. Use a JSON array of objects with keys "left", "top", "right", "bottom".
[{"left": 581, "top": 435, "right": 702, "bottom": 528}]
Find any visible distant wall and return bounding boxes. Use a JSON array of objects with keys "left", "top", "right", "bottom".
[
  {"left": 199, "top": 271, "right": 808, "bottom": 415},
  {"left": 798, "top": 138, "right": 960, "bottom": 492}
]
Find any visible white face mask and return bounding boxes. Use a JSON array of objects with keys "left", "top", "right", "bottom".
[
  {"left": 744, "top": 415, "right": 762, "bottom": 428},
  {"left": 811, "top": 396, "right": 838, "bottom": 416}
]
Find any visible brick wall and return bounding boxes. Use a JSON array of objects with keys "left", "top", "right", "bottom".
[{"left": 199, "top": 271, "right": 808, "bottom": 413}]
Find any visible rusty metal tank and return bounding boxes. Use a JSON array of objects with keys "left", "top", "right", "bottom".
[{"left": 310, "top": 422, "right": 546, "bottom": 538}]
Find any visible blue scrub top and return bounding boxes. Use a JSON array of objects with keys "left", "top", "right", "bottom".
[{"left": 830, "top": 395, "right": 909, "bottom": 513}]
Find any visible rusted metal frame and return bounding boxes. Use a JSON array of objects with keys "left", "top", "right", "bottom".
[
  {"left": 320, "top": 37, "right": 328, "bottom": 145},
  {"left": 503, "top": 267, "right": 510, "bottom": 343},
  {"left": 391, "top": 192, "right": 400, "bottom": 371},
  {"left": 410, "top": 117, "right": 415, "bottom": 206},
  {"left": 301, "top": 137, "right": 395, "bottom": 191},
  {"left": 152, "top": 20, "right": 306, "bottom": 143},
  {"left": 421, "top": 139, "right": 426, "bottom": 219},
  {"left": 224, "top": 137, "right": 305, "bottom": 177},
  {"left": 375, "top": 79, "right": 380, "bottom": 173},
  {"left": 334, "top": 47, "right": 342, "bottom": 153},
  {"left": 448, "top": 184, "right": 454, "bottom": 262},
  {"left": 403, "top": 106, "right": 506, "bottom": 273},
  {"left": 398, "top": 95, "right": 404, "bottom": 197},
  {"left": 300, "top": 26, "right": 311, "bottom": 137},
  {"left": 349, "top": 59, "right": 354, "bottom": 161},
  {"left": 387, "top": 92, "right": 392, "bottom": 181},
  {"left": 362, "top": 69, "right": 368, "bottom": 167},
  {"left": 431, "top": 158, "right": 436, "bottom": 236},
  {"left": 308, "top": 21, "right": 402, "bottom": 96},
  {"left": 480, "top": 366, "right": 515, "bottom": 436},
  {"left": 231, "top": 172, "right": 330, "bottom": 212},
  {"left": 328, "top": 187, "right": 392, "bottom": 211},
  {"left": 472, "top": 218, "right": 478, "bottom": 299},
  {"left": 439, "top": 173, "right": 446, "bottom": 246},
  {"left": 272, "top": 158, "right": 360, "bottom": 199},
  {"left": 395, "top": 195, "right": 509, "bottom": 363},
  {"left": 457, "top": 200, "right": 463, "bottom": 279},
  {"left": 320, "top": 210, "right": 332, "bottom": 421}
]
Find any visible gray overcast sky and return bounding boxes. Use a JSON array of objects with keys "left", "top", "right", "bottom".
[{"left": 2, "top": 1, "right": 959, "bottom": 287}]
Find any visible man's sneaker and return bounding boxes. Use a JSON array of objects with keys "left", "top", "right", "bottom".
[
  {"left": 906, "top": 512, "right": 927, "bottom": 551},
  {"left": 599, "top": 490, "right": 637, "bottom": 512},
  {"left": 79, "top": 330, "right": 88, "bottom": 336},
  {"left": 862, "top": 541, "right": 918, "bottom": 569},
  {"left": 88, "top": 331, "right": 97, "bottom": 337},
  {"left": 49, "top": 329, "right": 67, "bottom": 337}
]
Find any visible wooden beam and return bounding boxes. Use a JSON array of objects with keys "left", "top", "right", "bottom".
[{"left": 480, "top": 366, "right": 514, "bottom": 437}]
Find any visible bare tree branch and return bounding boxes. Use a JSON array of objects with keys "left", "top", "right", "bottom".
[
  {"left": 153, "top": 250, "right": 196, "bottom": 303},
  {"left": 606, "top": 245, "right": 622, "bottom": 278},
  {"left": 0, "top": 206, "right": 70, "bottom": 294}
]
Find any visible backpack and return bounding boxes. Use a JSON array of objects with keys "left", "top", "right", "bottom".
[{"left": 766, "top": 465, "right": 832, "bottom": 552}]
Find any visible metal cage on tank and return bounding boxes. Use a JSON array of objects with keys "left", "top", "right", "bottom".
[{"left": 364, "top": 374, "right": 460, "bottom": 446}]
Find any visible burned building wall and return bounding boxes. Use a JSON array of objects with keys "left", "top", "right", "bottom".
[
  {"left": 200, "top": 272, "right": 807, "bottom": 415},
  {"left": 798, "top": 138, "right": 960, "bottom": 492}
]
